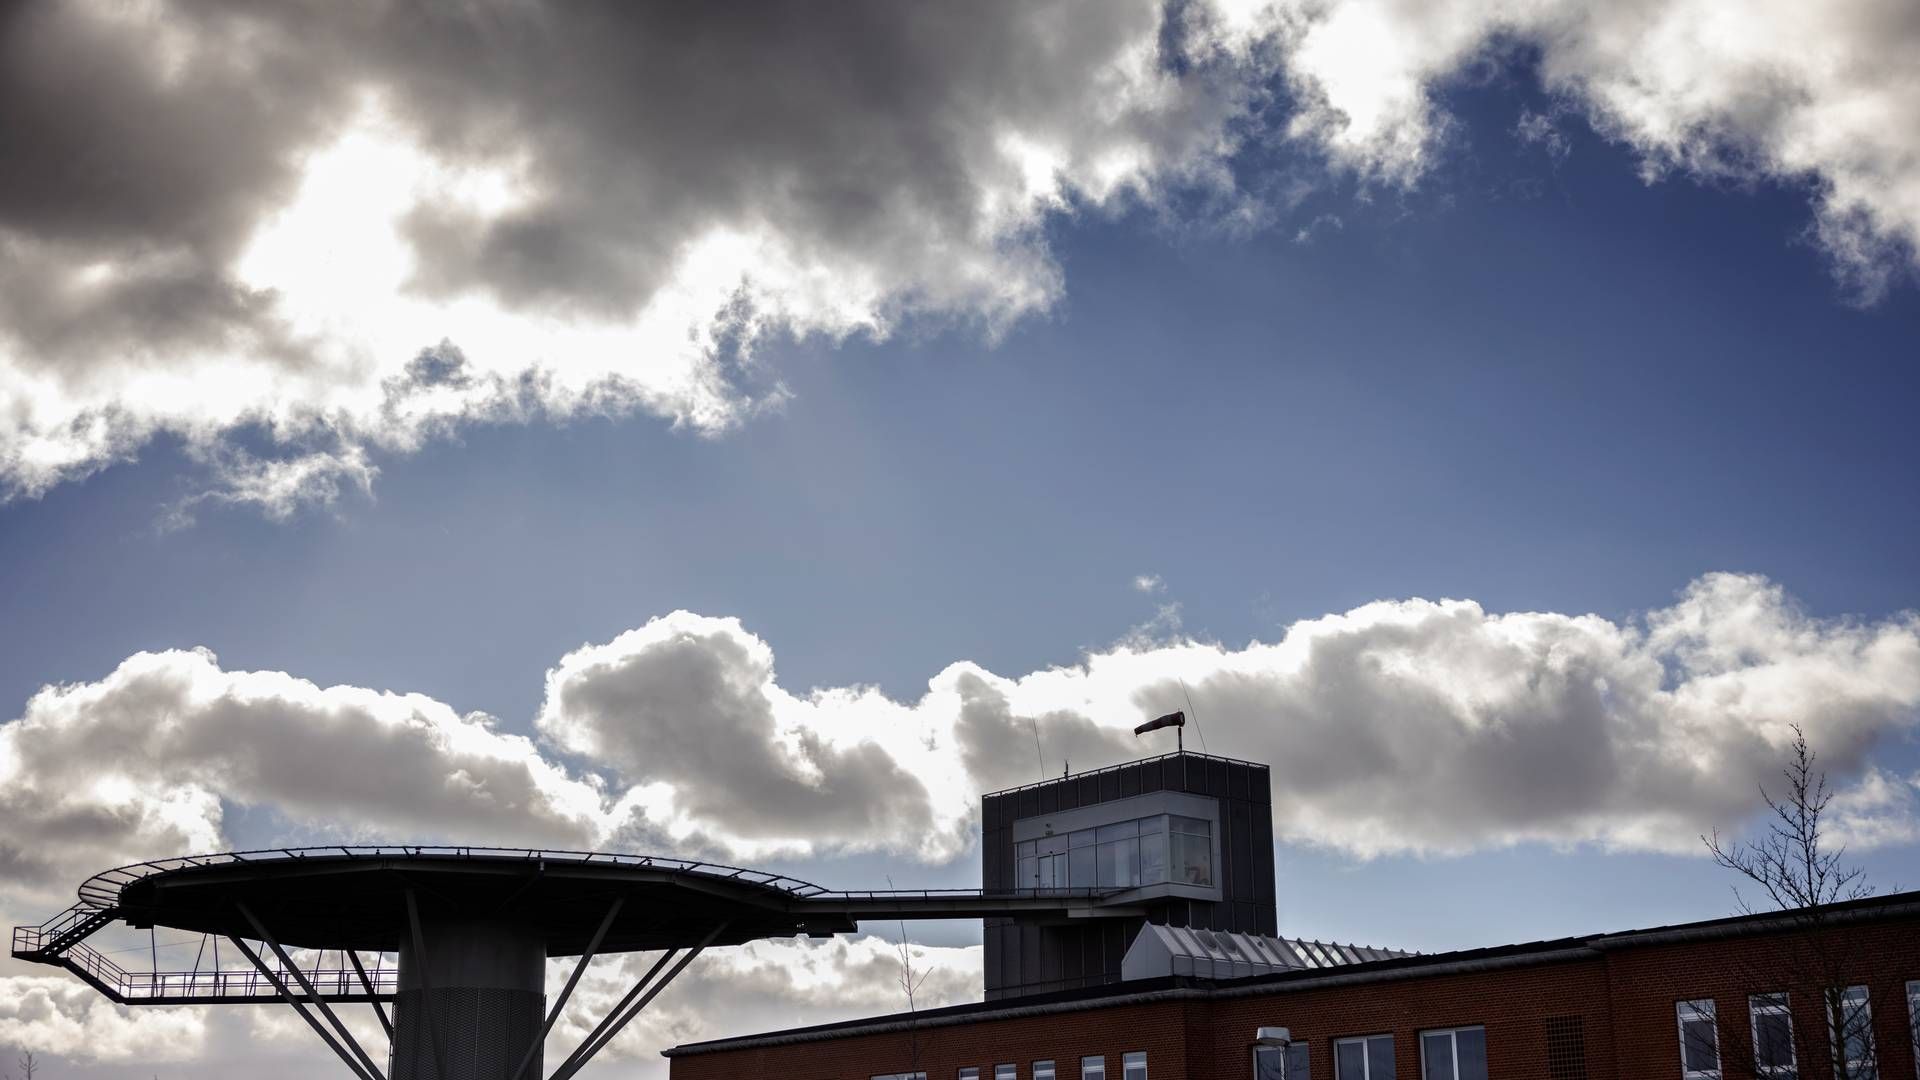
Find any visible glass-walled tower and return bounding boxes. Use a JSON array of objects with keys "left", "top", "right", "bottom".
[{"left": 981, "top": 751, "right": 1276, "bottom": 1000}]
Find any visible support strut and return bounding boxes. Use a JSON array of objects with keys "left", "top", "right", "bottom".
[
  {"left": 238, "top": 902, "right": 390, "bottom": 1080},
  {"left": 347, "top": 950, "right": 395, "bottom": 1039},
  {"left": 509, "top": 896, "right": 624, "bottom": 1080},
  {"left": 544, "top": 947, "right": 676, "bottom": 1080},
  {"left": 547, "top": 921, "right": 729, "bottom": 1080},
  {"left": 228, "top": 935, "right": 374, "bottom": 1080}
]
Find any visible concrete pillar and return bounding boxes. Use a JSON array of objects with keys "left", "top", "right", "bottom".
[{"left": 393, "top": 919, "right": 546, "bottom": 1080}]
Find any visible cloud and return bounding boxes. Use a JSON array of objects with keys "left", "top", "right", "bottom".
[
  {"left": 0, "top": 1, "right": 1281, "bottom": 512},
  {"left": 3, "top": 573, "right": 1919, "bottom": 1072},
  {"left": 0, "top": 646, "right": 607, "bottom": 914},
  {"left": 1514, "top": 108, "right": 1571, "bottom": 164},
  {"left": 4, "top": 573, "right": 1914, "bottom": 918},
  {"left": 536, "top": 613, "right": 964, "bottom": 861},
  {"left": 560, "top": 936, "right": 981, "bottom": 1072},
  {"left": 7, "top": 2, "right": 1920, "bottom": 515},
  {"left": 1271, "top": 0, "right": 1920, "bottom": 298},
  {"left": 0, "top": 974, "right": 206, "bottom": 1063},
  {"left": 1133, "top": 574, "right": 1166, "bottom": 594}
]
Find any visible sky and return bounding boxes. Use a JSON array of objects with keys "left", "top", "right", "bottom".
[{"left": 3, "top": 1, "right": 1920, "bottom": 1076}]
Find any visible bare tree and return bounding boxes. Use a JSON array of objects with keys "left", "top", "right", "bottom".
[
  {"left": 887, "top": 876, "right": 930, "bottom": 1080},
  {"left": 15, "top": 1051, "right": 37, "bottom": 1080},
  {"left": 1703, "top": 725, "right": 1879, "bottom": 1080}
]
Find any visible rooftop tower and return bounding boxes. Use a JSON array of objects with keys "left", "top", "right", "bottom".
[{"left": 980, "top": 750, "right": 1276, "bottom": 1000}]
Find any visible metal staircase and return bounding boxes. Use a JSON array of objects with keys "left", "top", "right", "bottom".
[
  {"left": 12, "top": 900, "right": 397, "bottom": 1006},
  {"left": 13, "top": 902, "right": 120, "bottom": 961}
]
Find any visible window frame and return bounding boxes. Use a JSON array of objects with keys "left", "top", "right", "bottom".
[
  {"left": 1677, "top": 999, "right": 1722, "bottom": 1080},
  {"left": 1827, "top": 985, "right": 1877, "bottom": 1080},
  {"left": 996, "top": 1066, "right": 1018, "bottom": 1080},
  {"left": 1081, "top": 1056, "right": 1106, "bottom": 1080},
  {"left": 1334, "top": 1033, "right": 1396, "bottom": 1079},
  {"left": 1013, "top": 812, "right": 1209, "bottom": 890},
  {"left": 1034, "top": 1061, "right": 1057, "bottom": 1080},
  {"left": 1420, "top": 1025, "right": 1488, "bottom": 1080},
  {"left": 1253, "top": 1043, "right": 1309, "bottom": 1079},
  {"left": 960, "top": 1070, "right": 981, "bottom": 1080},
  {"left": 1749, "top": 992, "right": 1799, "bottom": 1079},
  {"left": 1122, "top": 1051, "right": 1148, "bottom": 1080},
  {"left": 1908, "top": 981, "right": 1919, "bottom": 1080}
]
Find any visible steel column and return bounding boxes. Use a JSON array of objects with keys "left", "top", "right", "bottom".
[{"left": 404, "top": 890, "right": 451, "bottom": 1080}]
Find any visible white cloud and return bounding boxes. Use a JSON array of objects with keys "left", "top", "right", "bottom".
[
  {"left": 0, "top": 646, "right": 608, "bottom": 916},
  {"left": 0, "top": 2, "right": 1282, "bottom": 513},
  {"left": 1829, "top": 768, "right": 1920, "bottom": 850},
  {"left": 2, "top": 574, "right": 1915, "bottom": 909},
  {"left": 560, "top": 936, "right": 981, "bottom": 1073},
  {"left": 1271, "top": 0, "right": 1920, "bottom": 298},
  {"left": 537, "top": 612, "right": 974, "bottom": 863},
  {"left": 0, "top": 974, "right": 206, "bottom": 1064},
  {"left": 6, "top": 2, "right": 1920, "bottom": 515},
  {"left": 1133, "top": 573, "right": 1167, "bottom": 594},
  {"left": 3, "top": 573, "right": 1918, "bottom": 1072}
]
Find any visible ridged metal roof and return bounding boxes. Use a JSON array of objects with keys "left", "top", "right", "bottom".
[{"left": 1121, "top": 924, "right": 1412, "bottom": 982}]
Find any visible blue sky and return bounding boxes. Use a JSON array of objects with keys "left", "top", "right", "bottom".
[
  {"left": 6, "top": 74, "right": 1918, "bottom": 951},
  {"left": 3, "top": 2, "right": 1920, "bottom": 1073}
]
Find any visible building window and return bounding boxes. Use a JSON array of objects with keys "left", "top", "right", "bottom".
[
  {"left": 1254, "top": 1043, "right": 1309, "bottom": 1079},
  {"left": 1082, "top": 1057, "right": 1105, "bottom": 1080},
  {"left": 1336, "top": 1034, "right": 1395, "bottom": 1079},
  {"left": 1421, "top": 1026, "right": 1489, "bottom": 1080},
  {"left": 997, "top": 1067, "right": 1018, "bottom": 1080},
  {"left": 1015, "top": 815, "right": 1210, "bottom": 890},
  {"left": 870, "top": 1074, "right": 927, "bottom": 1080},
  {"left": 1035, "top": 1062, "right": 1057, "bottom": 1080},
  {"left": 1908, "top": 982, "right": 1919, "bottom": 1080},
  {"left": 1547, "top": 1014, "right": 1588, "bottom": 1080},
  {"left": 1677, "top": 1000, "right": 1721, "bottom": 1079},
  {"left": 1122, "top": 1051, "right": 1148, "bottom": 1080},
  {"left": 961, "top": 1070, "right": 981, "bottom": 1080},
  {"left": 1170, "top": 815, "right": 1212, "bottom": 885},
  {"left": 1750, "top": 993, "right": 1798, "bottom": 1079},
  {"left": 1828, "top": 985, "right": 1877, "bottom": 1079}
]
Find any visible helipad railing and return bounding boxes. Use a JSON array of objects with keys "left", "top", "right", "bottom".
[
  {"left": 14, "top": 904, "right": 400, "bottom": 1006},
  {"left": 72, "top": 846, "right": 1133, "bottom": 912},
  {"left": 48, "top": 939, "right": 397, "bottom": 1003},
  {"left": 75, "top": 846, "right": 837, "bottom": 911},
  {"left": 804, "top": 886, "right": 1119, "bottom": 900}
]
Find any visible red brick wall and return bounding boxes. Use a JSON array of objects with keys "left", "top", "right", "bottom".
[
  {"left": 668, "top": 914, "right": 1920, "bottom": 1080},
  {"left": 1601, "top": 919, "right": 1920, "bottom": 1080},
  {"left": 668, "top": 999, "right": 1195, "bottom": 1080},
  {"left": 1201, "top": 955, "right": 1614, "bottom": 1080}
]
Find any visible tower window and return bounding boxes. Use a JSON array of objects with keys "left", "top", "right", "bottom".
[{"left": 1016, "top": 814, "right": 1209, "bottom": 890}]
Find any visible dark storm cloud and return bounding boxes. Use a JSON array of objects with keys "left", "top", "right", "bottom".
[
  {"left": 0, "top": 3, "right": 337, "bottom": 365},
  {"left": 0, "top": 0, "right": 1274, "bottom": 504}
]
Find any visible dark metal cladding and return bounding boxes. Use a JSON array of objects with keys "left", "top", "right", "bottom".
[{"left": 981, "top": 750, "right": 1276, "bottom": 1000}]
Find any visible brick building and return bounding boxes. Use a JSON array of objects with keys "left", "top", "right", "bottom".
[{"left": 665, "top": 752, "right": 1920, "bottom": 1079}]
